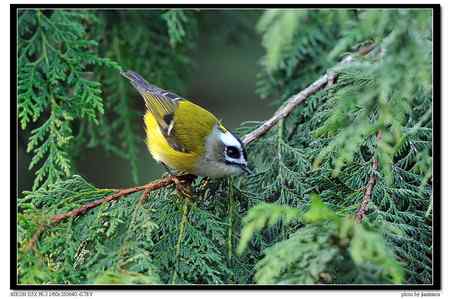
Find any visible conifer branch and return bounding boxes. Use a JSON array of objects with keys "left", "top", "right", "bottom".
[
  {"left": 49, "top": 174, "right": 195, "bottom": 224},
  {"left": 27, "top": 174, "right": 195, "bottom": 250},
  {"left": 355, "top": 130, "right": 382, "bottom": 222},
  {"left": 28, "top": 45, "right": 377, "bottom": 251},
  {"left": 242, "top": 53, "right": 359, "bottom": 146}
]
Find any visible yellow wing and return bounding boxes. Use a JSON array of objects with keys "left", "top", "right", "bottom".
[
  {"left": 171, "top": 100, "right": 220, "bottom": 152},
  {"left": 122, "top": 70, "right": 220, "bottom": 153},
  {"left": 144, "top": 111, "right": 199, "bottom": 172}
]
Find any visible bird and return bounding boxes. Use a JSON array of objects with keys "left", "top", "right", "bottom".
[{"left": 121, "top": 70, "right": 251, "bottom": 179}]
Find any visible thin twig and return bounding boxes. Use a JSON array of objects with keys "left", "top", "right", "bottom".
[
  {"left": 138, "top": 185, "right": 152, "bottom": 205},
  {"left": 242, "top": 54, "right": 356, "bottom": 146},
  {"left": 355, "top": 130, "right": 382, "bottom": 222},
  {"left": 25, "top": 224, "right": 46, "bottom": 251}
]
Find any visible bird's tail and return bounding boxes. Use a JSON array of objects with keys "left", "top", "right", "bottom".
[
  {"left": 121, "top": 70, "right": 182, "bottom": 101},
  {"left": 121, "top": 70, "right": 159, "bottom": 94}
]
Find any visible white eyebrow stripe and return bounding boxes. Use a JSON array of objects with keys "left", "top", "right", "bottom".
[
  {"left": 221, "top": 131, "right": 247, "bottom": 165},
  {"left": 220, "top": 131, "right": 242, "bottom": 148}
]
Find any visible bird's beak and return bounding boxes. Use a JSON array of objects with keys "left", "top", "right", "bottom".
[{"left": 241, "top": 164, "right": 253, "bottom": 175}]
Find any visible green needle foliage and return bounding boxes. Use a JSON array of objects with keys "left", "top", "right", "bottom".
[
  {"left": 18, "top": 9, "right": 197, "bottom": 189},
  {"left": 17, "top": 9, "right": 433, "bottom": 285},
  {"left": 238, "top": 195, "right": 404, "bottom": 284},
  {"left": 18, "top": 10, "right": 120, "bottom": 190}
]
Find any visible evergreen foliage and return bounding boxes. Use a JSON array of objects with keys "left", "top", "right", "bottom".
[
  {"left": 18, "top": 10, "right": 120, "bottom": 190},
  {"left": 18, "top": 10, "right": 197, "bottom": 189},
  {"left": 17, "top": 9, "right": 434, "bottom": 285},
  {"left": 238, "top": 195, "right": 403, "bottom": 284}
]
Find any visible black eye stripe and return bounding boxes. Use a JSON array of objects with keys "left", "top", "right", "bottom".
[{"left": 229, "top": 132, "right": 247, "bottom": 160}]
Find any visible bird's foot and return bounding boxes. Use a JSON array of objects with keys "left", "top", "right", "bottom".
[
  {"left": 170, "top": 175, "right": 194, "bottom": 199},
  {"left": 199, "top": 177, "right": 210, "bottom": 189}
]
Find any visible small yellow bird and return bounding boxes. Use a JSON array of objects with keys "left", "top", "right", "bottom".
[{"left": 121, "top": 70, "right": 251, "bottom": 178}]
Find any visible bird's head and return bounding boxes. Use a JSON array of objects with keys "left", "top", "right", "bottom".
[{"left": 197, "top": 124, "right": 252, "bottom": 178}]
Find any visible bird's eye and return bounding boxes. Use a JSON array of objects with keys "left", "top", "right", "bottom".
[{"left": 226, "top": 146, "right": 240, "bottom": 159}]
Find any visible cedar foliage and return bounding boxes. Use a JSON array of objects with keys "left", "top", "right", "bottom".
[{"left": 17, "top": 9, "right": 433, "bottom": 285}]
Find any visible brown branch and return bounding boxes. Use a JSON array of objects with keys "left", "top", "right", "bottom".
[
  {"left": 49, "top": 175, "right": 193, "bottom": 224},
  {"left": 355, "top": 130, "right": 383, "bottom": 222},
  {"left": 27, "top": 174, "right": 195, "bottom": 250},
  {"left": 139, "top": 185, "right": 152, "bottom": 205},
  {"left": 357, "top": 43, "right": 377, "bottom": 56},
  {"left": 242, "top": 54, "right": 356, "bottom": 146}
]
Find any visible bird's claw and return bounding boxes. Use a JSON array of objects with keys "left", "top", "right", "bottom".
[{"left": 170, "top": 175, "right": 193, "bottom": 198}]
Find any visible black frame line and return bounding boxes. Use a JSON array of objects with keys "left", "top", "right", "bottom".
[{"left": 11, "top": 3, "right": 441, "bottom": 291}]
